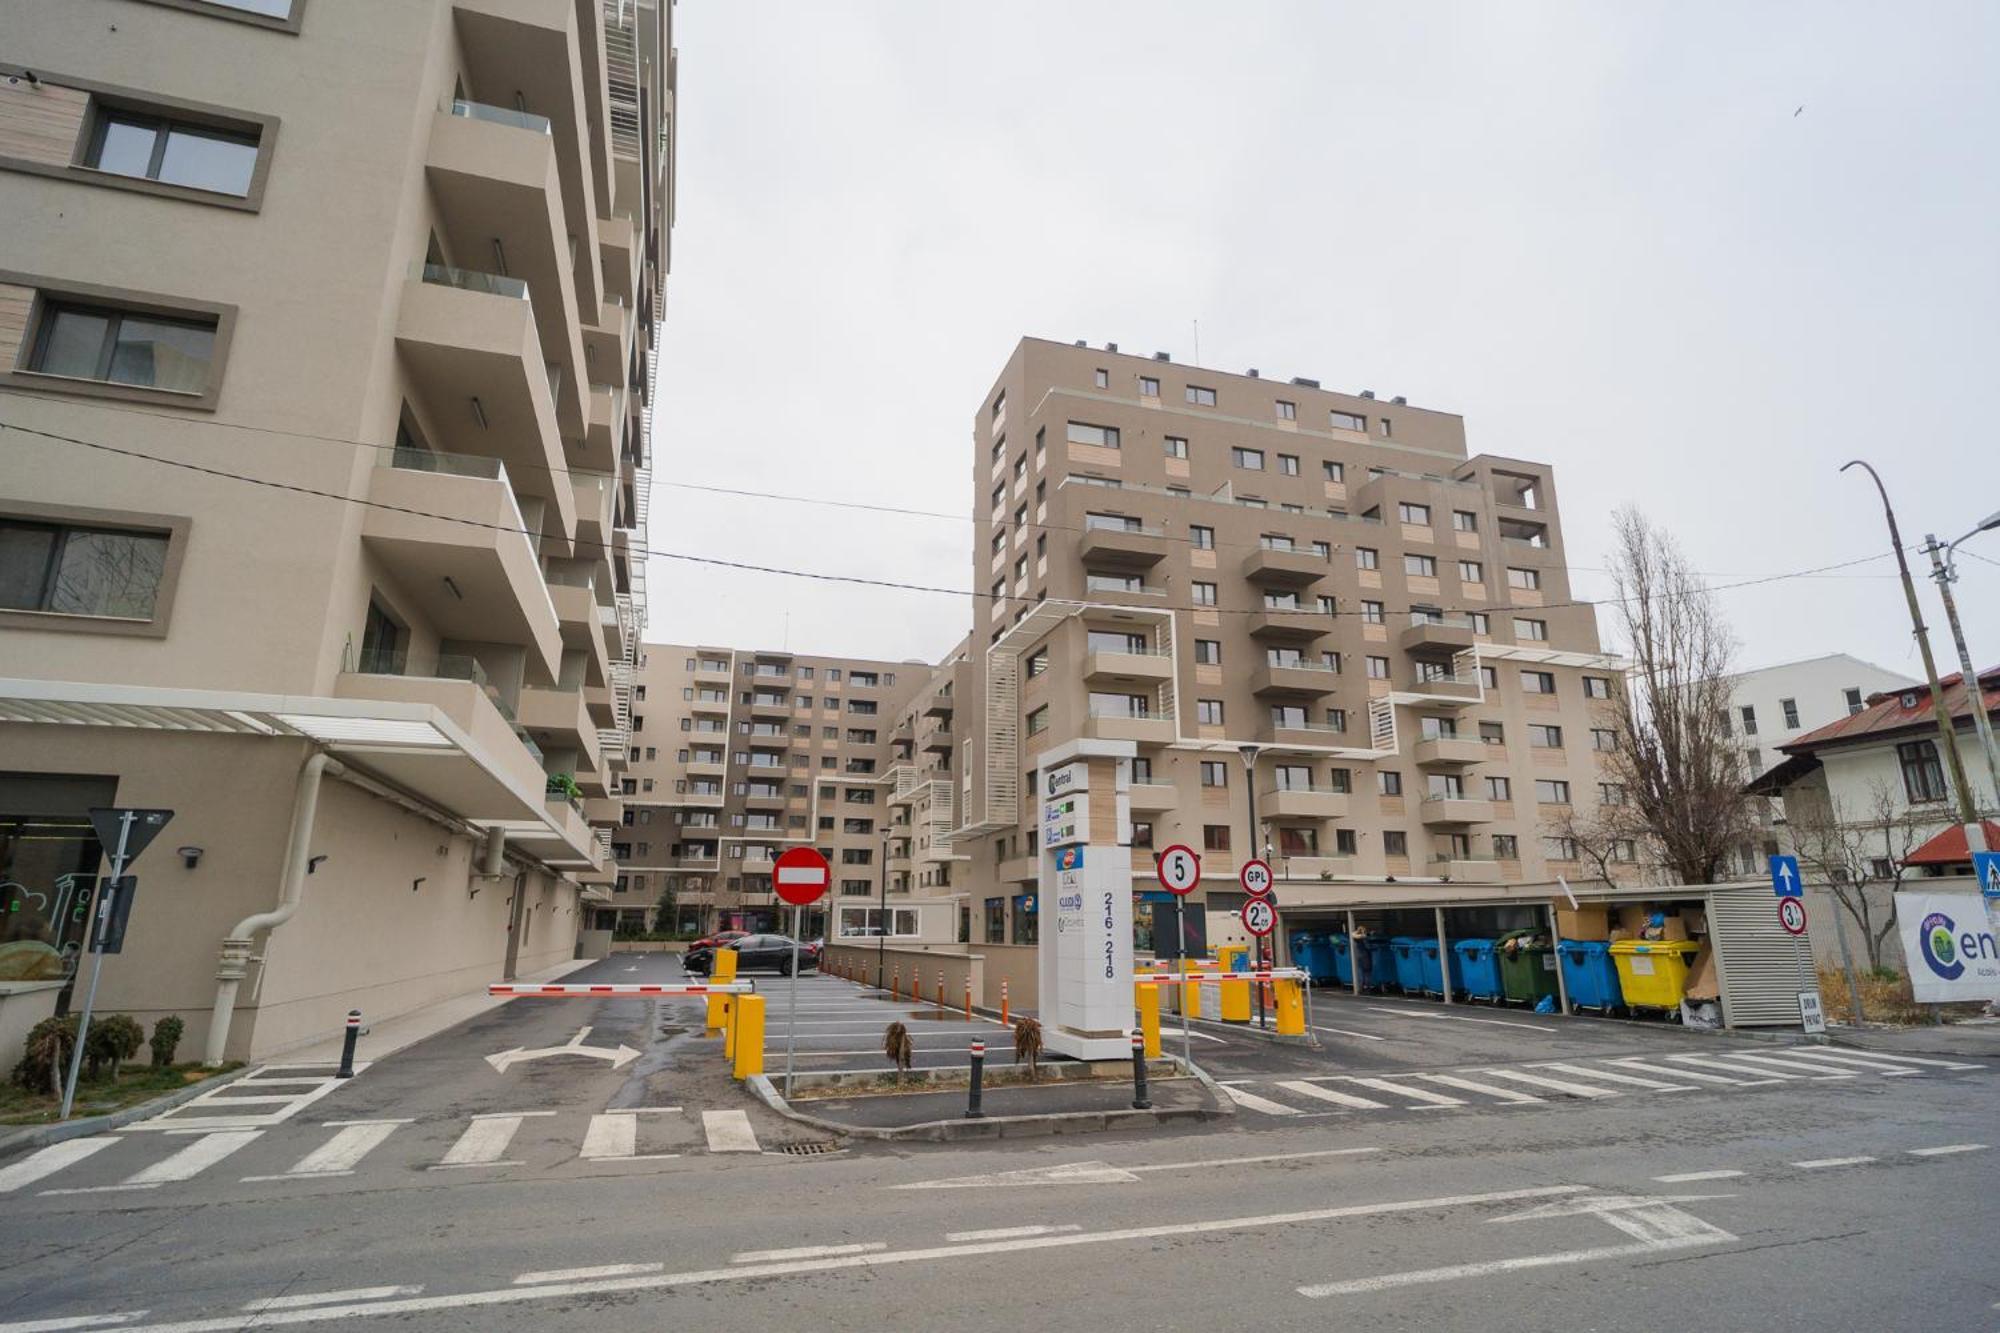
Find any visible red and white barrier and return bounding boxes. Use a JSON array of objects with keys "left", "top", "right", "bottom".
[
  {"left": 487, "top": 982, "right": 757, "bottom": 997},
  {"left": 1131, "top": 968, "right": 1307, "bottom": 986}
]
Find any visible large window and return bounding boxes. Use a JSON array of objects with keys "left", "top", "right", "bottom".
[
  {"left": 86, "top": 111, "right": 258, "bottom": 195},
  {"left": 1066, "top": 421, "right": 1120, "bottom": 448},
  {"left": 1898, "top": 740, "right": 1949, "bottom": 804},
  {"left": 0, "top": 518, "right": 171, "bottom": 620},
  {"left": 29, "top": 302, "right": 218, "bottom": 394}
]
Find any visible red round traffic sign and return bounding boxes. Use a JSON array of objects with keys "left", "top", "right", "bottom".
[
  {"left": 1156, "top": 844, "right": 1200, "bottom": 895},
  {"left": 772, "top": 846, "right": 831, "bottom": 906},
  {"left": 1240, "top": 858, "right": 1274, "bottom": 898},
  {"left": 1240, "top": 897, "right": 1276, "bottom": 937},
  {"left": 1777, "top": 896, "right": 1807, "bottom": 936}
]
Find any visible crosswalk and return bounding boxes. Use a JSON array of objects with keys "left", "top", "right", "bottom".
[
  {"left": 1219, "top": 1047, "right": 1984, "bottom": 1119},
  {"left": 3, "top": 1103, "right": 770, "bottom": 1201}
]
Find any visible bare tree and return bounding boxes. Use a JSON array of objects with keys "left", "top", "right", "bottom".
[
  {"left": 1597, "top": 508, "right": 1754, "bottom": 883},
  {"left": 1786, "top": 781, "right": 1929, "bottom": 970},
  {"left": 1545, "top": 804, "right": 1634, "bottom": 887}
]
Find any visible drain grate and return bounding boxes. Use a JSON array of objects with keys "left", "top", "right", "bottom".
[{"left": 777, "top": 1141, "right": 843, "bottom": 1156}]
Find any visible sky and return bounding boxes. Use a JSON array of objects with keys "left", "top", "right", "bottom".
[{"left": 646, "top": 1, "right": 2000, "bottom": 684}]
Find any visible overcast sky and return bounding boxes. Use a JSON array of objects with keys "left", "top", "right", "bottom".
[{"left": 647, "top": 1, "right": 2000, "bottom": 688}]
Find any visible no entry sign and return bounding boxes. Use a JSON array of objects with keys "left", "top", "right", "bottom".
[{"left": 772, "top": 846, "right": 831, "bottom": 906}]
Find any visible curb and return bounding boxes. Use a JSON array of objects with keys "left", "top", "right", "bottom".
[{"left": 0, "top": 1063, "right": 258, "bottom": 1165}]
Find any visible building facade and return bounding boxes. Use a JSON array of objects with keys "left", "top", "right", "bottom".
[
  {"left": 0, "top": 0, "right": 674, "bottom": 1060},
  {"left": 948, "top": 338, "right": 1629, "bottom": 944}
]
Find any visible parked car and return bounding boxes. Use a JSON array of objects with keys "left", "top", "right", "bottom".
[
  {"left": 684, "top": 933, "right": 819, "bottom": 976},
  {"left": 687, "top": 929, "right": 749, "bottom": 954}
]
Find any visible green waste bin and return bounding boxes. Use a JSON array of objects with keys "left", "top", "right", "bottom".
[{"left": 1496, "top": 936, "right": 1558, "bottom": 1006}]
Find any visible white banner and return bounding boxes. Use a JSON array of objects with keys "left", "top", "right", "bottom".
[{"left": 1895, "top": 892, "right": 2000, "bottom": 1003}]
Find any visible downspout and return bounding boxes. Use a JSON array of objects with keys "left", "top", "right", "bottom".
[{"left": 204, "top": 751, "right": 344, "bottom": 1066}]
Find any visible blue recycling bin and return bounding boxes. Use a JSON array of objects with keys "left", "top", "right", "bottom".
[
  {"left": 1453, "top": 938, "right": 1504, "bottom": 1001},
  {"left": 1288, "top": 930, "right": 1329, "bottom": 983},
  {"left": 1414, "top": 938, "right": 1449, "bottom": 996},
  {"left": 1558, "top": 940, "right": 1623, "bottom": 1011},
  {"left": 1390, "top": 936, "right": 1426, "bottom": 993},
  {"left": 1359, "top": 937, "right": 1394, "bottom": 991},
  {"left": 1325, "top": 933, "right": 1354, "bottom": 987}
]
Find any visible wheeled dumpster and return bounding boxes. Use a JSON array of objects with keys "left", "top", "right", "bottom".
[
  {"left": 1557, "top": 940, "right": 1623, "bottom": 1012},
  {"left": 1288, "top": 930, "right": 1328, "bottom": 983},
  {"left": 1325, "top": 933, "right": 1354, "bottom": 987},
  {"left": 1359, "top": 936, "right": 1394, "bottom": 991},
  {"left": 1452, "top": 938, "right": 1504, "bottom": 1002},
  {"left": 1497, "top": 937, "right": 1559, "bottom": 1006},
  {"left": 1416, "top": 937, "right": 1450, "bottom": 996},
  {"left": 1609, "top": 939, "right": 1702, "bottom": 1013},
  {"left": 1390, "top": 936, "right": 1426, "bottom": 993}
]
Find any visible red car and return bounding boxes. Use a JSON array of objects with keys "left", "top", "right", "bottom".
[{"left": 688, "top": 929, "right": 749, "bottom": 953}]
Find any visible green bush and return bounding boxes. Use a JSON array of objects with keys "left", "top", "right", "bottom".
[
  {"left": 85, "top": 1014, "right": 144, "bottom": 1079},
  {"left": 149, "top": 1016, "right": 185, "bottom": 1068},
  {"left": 12, "top": 1015, "right": 77, "bottom": 1096}
]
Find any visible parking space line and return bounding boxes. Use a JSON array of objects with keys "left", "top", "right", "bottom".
[
  {"left": 730, "top": 1242, "right": 887, "bottom": 1264},
  {"left": 1653, "top": 1169, "right": 1745, "bottom": 1183},
  {"left": 947, "top": 1225, "right": 1082, "bottom": 1242},
  {"left": 1361, "top": 1005, "right": 1558, "bottom": 1033},
  {"left": 1309, "top": 1025, "right": 1387, "bottom": 1042},
  {"left": 1908, "top": 1144, "right": 1986, "bottom": 1156},
  {"left": 514, "top": 1264, "right": 663, "bottom": 1285}
]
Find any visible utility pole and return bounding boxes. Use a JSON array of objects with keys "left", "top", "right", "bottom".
[
  {"left": 875, "top": 828, "right": 889, "bottom": 990},
  {"left": 1239, "top": 744, "right": 1266, "bottom": 1029},
  {"left": 1922, "top": 514, "right": 2000, "bottom": 814}
]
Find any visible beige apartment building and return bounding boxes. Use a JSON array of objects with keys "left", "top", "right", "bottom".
[
  {"left": 949, "top": 338, "right": 1628, "bottom": 948},
  {"left": 0, "top": 0, "right": 673, "bottom": 1061},
  {"left": 609, "top": 645, "right": 934, "bottom": 939}
]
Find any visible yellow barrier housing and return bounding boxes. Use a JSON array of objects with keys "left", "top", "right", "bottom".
[
  {"left": 1135, "top": 982, "right": 1162, "bottom": 1058},
  {"left": 1218, "top": 945, "right": 1251, "bottom": 1022},
  {"left": 732, "top": 994, "right": 765, "bottom": 1078},
  {"left": 706, "top": 948, "right": 739, "bottom": 1033},
  {"left": 1178, "top": 960, "right": 1203, "bottom": 1018},
  {"left": 1273, "top": 978, "right": 1305, "bottom": 1036}
]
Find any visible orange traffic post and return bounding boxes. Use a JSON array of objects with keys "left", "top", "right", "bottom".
[
  {"left": 891, "top": 965, "right": 900, "bottom": 999},
  {"left": 1001, "top": 980, "right": 1010, "bottom": 1026},
  {"left": 963, "top": 976, "right": 972, "bottom": 1020}
]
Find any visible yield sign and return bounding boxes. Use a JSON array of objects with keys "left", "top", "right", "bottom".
[{"left": 87, "top": 808, "right": 174, "bottom": 866}]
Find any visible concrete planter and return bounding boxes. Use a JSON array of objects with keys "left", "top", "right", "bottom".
[{"left": 0, "top": 981, "right": 67, "bottom": 1071}]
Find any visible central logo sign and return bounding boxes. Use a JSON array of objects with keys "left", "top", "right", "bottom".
[{"left": 1919, "top": 911, "right": 1964, "bottom": 980}]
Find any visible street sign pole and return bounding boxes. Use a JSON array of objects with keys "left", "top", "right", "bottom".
[
  {"left": 61, "top": 811, "right": 131, "bottom": 1120},
  {"left": 787, "top": 902, "right": 802, "bottom": 1096},
  {"left": 1156, "top": 844, "right": 1200, "bottom": 1071},
  {"left": 772, "top": 845, "right": 831, "bottom": 1100},
  {"left": 1176, "top": 896, "right": 1191, "bottom": 1069}
]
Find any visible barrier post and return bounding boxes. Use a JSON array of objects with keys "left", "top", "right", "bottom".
[
  {"left": 936, "top": 970, "right": 945, "bottom": 1010},
  {"left": 706, "top": 948, "right": 739, "bottom": 1033},
  {"left": 1180, "top": 958, "right": 1203, "bottom": 1018},
  {"left": 891, "top": 964, "right": 900, "bottom": 1000},
  {"left": 1130, "top": 1030, "right": 1151, "bottom": 1109},
  {"left": 1274, "top": 977, "right": 1305, "bottom": 1036},
  {"left": 966, "top": 1038, "right": 986, "bottom": 1119},
  {"left": 1135, "top": 982, "right": 1162, "bottom": 1058},
  {"left": 963, "top": 976, "right": 972, "bottom": 1020},
  {"left": 1001, "top": 979, "right": 1010, "bottom": 1026},
  {"left": 732, "top": 994, "right": 765, "bottom": 1079},
  {"left": 335, "top": 1010, "right": 361, "bottom": 1079},
  {"left": 722, "top": 993, "right": 738, "bottom": 1061}
]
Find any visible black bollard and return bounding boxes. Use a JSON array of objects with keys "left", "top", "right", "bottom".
[
  {"left": 966, "top": 1038, "right": 986, "bottom": 1118},
  {"left": 336, "top": 1009, "right": 361, "bottom": 1078},
  {"left": 1130, "top": 1029, "right": 1151, "bottom": 1109}
]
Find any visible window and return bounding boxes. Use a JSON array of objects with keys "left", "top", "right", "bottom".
[
  {"left": 1897, "top": 739, "right": 1948, "bottom": 803},
  {"left": 1514, "top": 618, "right": 1548, "bottom": 642},
  {"left": 1277, "top": 453, "right": 1300, "bottom": 476},
  {"left": 1270, "top": 704, "right": 1308, "bottom": 728},
  {"left": 176, "top": 0, "right": 301, "bottom": 22},
  {"left": 1428, "top": 774, "right": 1465, "bottom": 800},
  {"left": 1486, "top": 776, "right": 1512, "bottom": 801},
  {"left": 1312, "top": 541, "right": 1331, "bottom": 560},
  {"left": 1130, "top": 757, "right": 1153, "bottom": 784},
  {"left": 1452, "top": 510, "right": 1478, "bottom": 532},
  {"left": 1139, "top": 376, "right": 1159, "bottom": 397},
  {"left": 1405, "top": 554, "right": 1437, "bottom": 577},
  {"left": 1521, "top": 670, "right": 1556, "bottom": 694},
  {"left": 28, "top": 301, "right": 219, "bottom": 395},
  {"left": 1201, "top": 824, "right": 1232, "bottom": 852},
  {"left": 1067, "top": 421, "right": 1120, "bottom": 448},
  {"left": 1366, "top": 656, "right": 1389, "bottom": 679},
  {"left": 1094, "top": 368, "right": 1109, "bottom": 388},
  {"left": 991, "top": 390, "right": 1005, "bottom": 422},
  {"left": 1260, "top": 534, "right": 1295, "bottom": 552},
  {"left": 1535, "top": 779, "right": 1572, "bottom": 805},
  {"left": 1087, "top": 629, "right": 1148, "bottom": 655},
  {"left": 1090, "top": 692, "right": 1150, "bottom": 718},
  {"left": 1397, "top": 502, "right": 1431, "bottom": 525},
  {"left": 1026, "top": 705, "right": 1048, "bottom": 736},
  {"left": 1323, "top": 460, "right": 1346, "bottom": 482},
  {"left": 1164, "top": 435, "right": 1188, "bottom": 459},
  {"left": 1186, "top": 385, "right": 1217, "bottom": 406},
  {"left": 1361, "top": 600, "right": 1384, "bottom": 625},
  {"left": 1599, "top": 782, "right": 1627, "bottom": 806},
  {"left": 1379, "top": 770, "right": 1403, "bottom": 796},
  {"left": 1327, "top": 708, "right": 1348, "bottom": 732},
  {"left": 1739, "top": 705, "right": 1758, "bottom": 736},
  {"left": 1781, "top": 697, "right": 1800, "bottom": 728},
  {"left": 0, "top": 515, "right": 175, "bottom": 623},
  {"left": 1543, "top": 836, "right": 1579, "bottom": 861},
  {"left": 1844, "top": 687, "right": 1864, "bottom": 715},
  {"left": 1276, "top": 401, "right": 1297, "bottom": 420},
  {"left": 85, "top": 108, "right": 261, "bottom": 197},
  {"left": 1507, "top": 567, "right": 1542, "bottom": 591},
  {"left": 1355, "top": 547, "right": 1379, "bottom": 570},
  {"left": 1194, "top": 639, "right": 1221, "bottom": 665},
  {"left": 1583, "top": 676, "right": 1611, "bottom": 699},
  {"left": 1528, "top": 724, "right": 1563, "bottom": 748},
  {"left": 1131, "top": 820, "right": 1154, "bottom": 849},
  {"left": 1330, "top": 410, "right": 1365, "bottom": 431},
  {"left": 1378, "top": 418, "right": 1393, "bottom": 438},
  {"left": 1492, "top": 834, "right": 1519, "bottom": 859},
  {"left": 1383, "top": 831, "right": 1408, "bottom": 856},
  {"left": 1232, "top": 448, "right": 1265, "bottom": 471},
  {"left": 1196, "top": 699, "right": 1225, "bottom": 725},
  {"left": 1453, "top": 560, "right": 1482, "bottom": 583},
  {"left": 1191, "top": 582, "right": 1217, "bottom": 606},
  {"left": 1189, "top": 524, "right": 1214, "bottom": 549},
  {"left": 1199, "top": 761, "right": 1228, "bottom": 787}
]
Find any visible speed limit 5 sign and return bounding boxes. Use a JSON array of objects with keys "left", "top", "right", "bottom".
[{"left": 1156, "top": 844, "right": 1200, "bottom": 895}]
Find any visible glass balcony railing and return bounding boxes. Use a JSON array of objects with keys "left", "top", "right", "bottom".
[
  {"left": 448, "top": 98, "right": 552, "bottom": 135},
  {"left": 418, "top": 261, "right": 528, "bottom": 300},
  {"left": 346, "top": 649, "right": 525, "bottom": 728},
  {"left": 386, "top": 444, "right": 505, "bottom": 480}
]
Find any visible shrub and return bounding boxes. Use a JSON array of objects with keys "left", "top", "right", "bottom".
[
  {"left": 12, "top": 1015, "right": 77, "bottom": 1096},
  {"left": 150, "top": 1015, "right": 186, "bottom": 1068},
  {"left": 85, "top": 1014, "right": 144, "bottom": 1079}
]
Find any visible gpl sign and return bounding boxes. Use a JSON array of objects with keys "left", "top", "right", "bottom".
[{"left": 1239, "top": 858, "right": 1273, "bottom": 898}]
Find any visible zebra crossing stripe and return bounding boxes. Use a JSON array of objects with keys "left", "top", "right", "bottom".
[
  {"left": 435, "top": 1114, "right": 544, "bottom": 1168},
  {"left": 1535, "top": 1062, "right": 1692, "bottom": 1092},
  {"left": 1707, "top": 1051, "right": 1864, "bottom": 1079},
  {"left": 1474, "top": 1068, "right": 1621, "bottom": 1099},
  {"left": 581, "top": 1114, "right": 637, "bottom": 1160},
  {"left": 1274, "top": 1080, "right": 1389, "bottom": 1110},
  {"left": 1663, "top": 1054, "right": 1807, "bottom": 1081},
  {"left": 1343, "top": 1077, "right": 1464, "bottom": 1108},
  {"left": 1411, "top": 1073, "right": 1544, "bottom": 1104},
  {"left": 125, "top": 1130, "right": 261, "bottom": 1185},
  {"left": 283, "top": 1122, "right": 403, "bottom": 1177},
  {"left": 0, "top": 1138, "right": 117, "bottom": 1193},
  {"left": 1609, "top": 1057, "right": 1763, "bottom": 1086},
  {"left": 1219, "top": 1084, "right": 1303, "bottom": 1116}
]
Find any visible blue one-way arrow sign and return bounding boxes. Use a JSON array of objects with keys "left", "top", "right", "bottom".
[
  {"left": 1769, "top": 854, "right": 1802, "bottom": 898},
  {"left": 1974, "top": 849, "right": 2000, "bottom": 899}
]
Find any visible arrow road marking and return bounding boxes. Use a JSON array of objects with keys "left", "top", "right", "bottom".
[{"left": 486, "top": 1027, "right": 640, "bottom": 1073}]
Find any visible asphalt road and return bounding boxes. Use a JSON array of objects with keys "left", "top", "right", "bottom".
[{"left": 0, "top": 954, "right": 1993, "bottom": 1331}]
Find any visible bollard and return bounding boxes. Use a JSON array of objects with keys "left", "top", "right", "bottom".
[
  {"left": 1001, "top": 979, "right": 1010, "bottom": 1027},
  {"left": 732, "top": 994, "right": 765, "bottom": 1079},
  {"left": 892, "top": 964, "right": 900, "bottom": 1000},
  {"left": 936, "top": 971, "right": 945, "bottom": 1010},
  {"left": 963, "top": 976, "right": 972, "bottom": 1020},
  {"left": 336, "top": 1009, "right": 361, "bottom": 1079},
  {"left": 966, "top": 1038, "right": 986, "bottom": 1118},
  {"left": 1130, "top": 1029, "right": 1151, "bottom": 1109},
  {"left": 1135, "top": 982, "right": 1162, "bottom": 1058}
]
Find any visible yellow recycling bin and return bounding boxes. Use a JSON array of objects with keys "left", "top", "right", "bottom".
[
  {"left": 1607, "top": 939, "right": 1701, "bottom": 1012},
  {"left": 732, "top": 994, "right": 765, "bottom": 1078},
  {"left": 1273, "top": 978, "right": 1305, "bottom": 1036},
  {"left": 706, "top": 947, "right": 738, "bottom": 1033},
  {"left": 1135, "top": 981, "right": 1162, "bottom": 1058}
]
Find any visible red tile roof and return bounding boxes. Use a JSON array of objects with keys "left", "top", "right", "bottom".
[
  {"left": 1784, "top": 665, "right": 2000, "bottom": 754},
  {"left": 1902, "top": 819, "right": 2000, "bottom": 867}
]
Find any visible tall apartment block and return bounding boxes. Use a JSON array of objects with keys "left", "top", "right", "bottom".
[
  {"left": 950, "top": 338, "right": 1628, "bottom": 946},
  {"left": 611, "top": 646, "right": 931, "bottom": 938},
  {"left": 0, "top": 0, "right": 674, "bottom": 1061}
]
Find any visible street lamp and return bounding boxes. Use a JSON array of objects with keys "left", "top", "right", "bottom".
[{"left": 1922, "top": 510, "right": 2000, "bottom": 816}]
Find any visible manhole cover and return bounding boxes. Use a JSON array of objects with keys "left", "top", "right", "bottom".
[{"left": 776, "top": 1141, "right": 843, "bottom": 1156}]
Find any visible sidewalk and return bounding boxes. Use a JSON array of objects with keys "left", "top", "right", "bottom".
[
  {"left": 750, "top": 1070, "right": 1221, "bottom": 1142},
  {"left": 275, "top": 956, "right": 594, "bottom": 1066},
  {"left": 1828, "top": 1016, "right": 2000, "bottom": 1060}
]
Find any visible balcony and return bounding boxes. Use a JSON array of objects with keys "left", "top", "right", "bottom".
[
  {"left": 582, "top": 795, "right": 624, "bottom": 826},
  {"left": 1278, "top": 855, "right": 1355, "bottom": 880},
  {"left": 333, "top": 656, "right": 548, "bottom": 820},
  {"left": 1413, "top": 736, "right": 1488, "bottom": 767},
  {"left": 922, "top": 729, "right": 955, "bottom": 755},
  {"left": 1262, "top": 720, "right": 1349, "bottom": 749},
  {"left": 1419, "top": 796, "right": 1495, "bottom": 826},
  {"left": 684, "top": 757, "right": 726, "bottom": 776},
  {"left": 518, "top": 683, "right": 604, "bottom": 775},
  {"left": 1127, "top": 782, "right": 1178, "bottom": 813},
  {"left": 1247, "top": 608, "right": 1333, "bottom": 642},
  {"left": 394, "top": 268, "right": 575, "bottom": 544},
  {"left": 747, "top": 695, "right": 790, "bottom": 717},
  {"left": 1261, "top": 787, "right": 1350, "bottom": 819},
  {"left": 1078, "top": 525, "right": 1170, "bottom": 569},
  {"left": 689, "top": 694, "right": 730, "bottom": 715},
  {"left": 742, "top": 787, "right": 787, "bottom": 808},
  {"left": 572, "top": 473, "right": 615, "bottom": 557},
  {"left": 998, "top": 855, "right": 1037, "bottom": 884},
  {"left": 1400, "top": 621, "right": 1477, "bottom": 657},
  {"left": 923, "top": 693, "right": 955, "bottom": 718},
  {"left": 599, "top": 214, "right": 638, "bottom": 305},
  {"left": 1432, "top": 857, "right": 1502, "bottom": 883},
  {"left": 674, "top": 788, "right": 726, "bottom": 809},
  {"left": 424, "top": 102, "right": 585, "bottom": 440},
  {"left": 360, "top": 452, "right": 562, "bottom": 684},
  {"left": 580, "top": 383, "right": 623, "bottom": 475},
  {"left": 582, "top": 297, "right": 632, "bottom": 391},
  {"left": 1401, "top": 675, "right": 1482, "bottom": 706},
  {"left": 512, "top": 792, "right": 602, "bottom": 869},
  {"left": 1084, "top": 647, "right": 1174, "bottom": 683},
  {"left": 1241, "top": 547, "right": 1326, "bottom": 589},
  {"left": 1081, "top": 711, "right": 1176, "bottom": 745},
  {"left": 693, "top": 659, "right": 733, "bottom": 682},
  {"left": 1250, "top": 660, "right": 1340, "bottom": 698}
]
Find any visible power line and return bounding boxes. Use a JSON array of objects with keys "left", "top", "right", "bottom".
[{"left": 0, "top": 415, "right": 1904, "bottom": 623}]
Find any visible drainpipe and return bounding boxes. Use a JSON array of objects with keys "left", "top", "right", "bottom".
[
  {"left": 479, "top": 826, "right": 508, "bottom": 878},
  {"left": 204, "top": 751, "right": 344, "bottom": 1066}
]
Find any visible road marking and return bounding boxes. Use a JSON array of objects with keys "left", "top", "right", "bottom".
[
  {"left": 1343, "top": 1077, "right": 1464, "bottom": 1107},
  {"left": 512, "top": 1264, "right": 662, "bottom": 1285},
  {"left": 1308, "top": 1025, "right": 1387, "bottom": 1042},
  {"left": 1412, "top": 1073, "right": 1544, "bottom": 1104},
  {"left": 1274, "top": 1080, "right": 1391, "bottom": 1110},
  {"left": 1476, "top": 1068, "right": 1622, "bottom": 1100},
  {"left": 437, "top": 1116, "right": 529, "bottom": 1168},
  {"left": 580, "top": 1114, "right": 637, "bottom": 1160},
  {"left": 186, "top": 1095, "right": 301, "bottom": 1106},
  {"left": 122, "top": 1130, "right": 260, "bottom": 1185},
  {"left": 892, "top": 1161, "right": 1142, "bottom": 1189},
  {"left": 321, "top": 1118, "right": 415, "bottom": 1127},
  {"left": 1793, "top": 1156, "right": 1876, "bottom": 1169},
  {"left": 730, "top": 1243, "right": 888, "bottom": 1264},
  {"left": 1128, "top": 1147, "right": 1380, "bottom": 1173},
  {"left": 486, "top": 1027, "right": 639, "bottom": 1073},
  {"left": 241, "top": 1288, "right": 421, "bottom": 1312},
  {"left": 0, "top": 1313, "right": 150, "bottom": 1331},
  {"left": 1800, "top": 1050, "right": 1983, "bottom": 1071},
  {"left": 945, "top": 1225, "right": 1082, "bottom": 1242},
  {"left": 38, "top": 1183, "right": 162, "bottom": 1197},
  {"left": 1703, "top": 1051, "right": 1862, "bottom": 1079},
  {"left": 702, "top": 1109, "right": 761, "bottom": 1153},
  {"left": 0, "top": 1138, "right": 117, "bottom": 1193},
  {"left": 1662, "top": 1054, "right": 1808, "bottom": 1081},
  {"left": 1653, "top": 1170, "right": 1745, "bottom": 1183},
  {"left": 1758, "top": 1050, "right": 1913, "bottom": 1076},
  {"left": 1361, "top": 1005, "right": 1557, "bottom": 1033},
  {"left": 1608, "top": 1058, "right": 1766, "bottom": 1086},
  {"left": 1217, "top": 1084, "right": 1304, "bottom": 1115},
  {"left": 1536, "top": 1063, "right": 1691, "bottom": 1092},
  {"left": 277, "top": 1122, "right": 401, "bottom": 1177},
  {"left": 1908, "top": 1143, "right": 1986, "bottom": 1156},
  {"left": 468, "top": 1110, "right": 560, "bottom": 1119}
]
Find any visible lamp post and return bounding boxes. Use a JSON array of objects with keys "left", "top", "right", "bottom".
[{"left": 1922, "top": 511, "right": 2000, "bottom": 815}]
